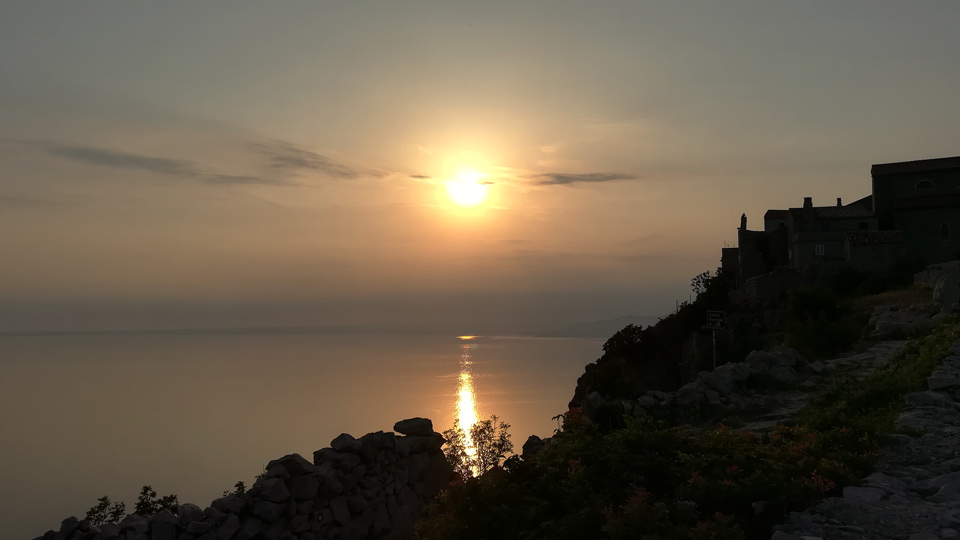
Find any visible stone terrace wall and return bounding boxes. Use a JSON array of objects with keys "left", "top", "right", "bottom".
[{"left": 32, "top": 417, "right": 452, "bottom": 540}]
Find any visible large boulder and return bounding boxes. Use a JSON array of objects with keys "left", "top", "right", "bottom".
[{"left": 393, "top": 418, "right": 434, "bottom": 436}]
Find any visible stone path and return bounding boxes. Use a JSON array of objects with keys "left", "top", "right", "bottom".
[
  {"left": 771, "top": 341, "right": 960, "bottom": 540},
  {"left": 736, "top": 341, "right": 907, "bottom": 432}
]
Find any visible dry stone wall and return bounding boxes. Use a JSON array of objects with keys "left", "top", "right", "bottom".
[{"left": 31, "top": 418, "right": 452, "bottom": 540}]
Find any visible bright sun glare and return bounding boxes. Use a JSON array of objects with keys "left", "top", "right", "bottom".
[{"left": 446, "top": 169, "right": 489, "bottom": 207}]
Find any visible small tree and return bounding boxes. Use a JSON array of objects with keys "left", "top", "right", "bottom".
[
  {"left": 442, "top": 415, "right": 513, "bottom": 479},
  {"left": 133, "top": 485, "right": 179, "bottom": 516},
  {"left": 85, "top": 496, "right": 126, "bottom": 526}
]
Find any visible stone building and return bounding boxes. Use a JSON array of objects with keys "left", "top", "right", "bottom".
[
  {"left": 727, "top": 155, "right": 960, "bottom": 286},
  {"left": 871, "top": 156, "right": 960, "bottom": 265}
]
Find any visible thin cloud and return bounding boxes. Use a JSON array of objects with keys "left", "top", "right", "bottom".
[
  {"left": 409, "top": 174, "right": 431, "bottom": 179},
  {"left": 204, "top": 174, "right": 279, "bottom": 185},
  {"left": 530, "top": 172, "right": 636, "bottom": 186},
  {"left": 46, "top": 144, "right": 201, "bottom": 177},
  {"left": 252, "top": 141, "right": 364, "bottom": 179},
  {"left": 28, "top": 141, "right": 284, "bottom": 186}
]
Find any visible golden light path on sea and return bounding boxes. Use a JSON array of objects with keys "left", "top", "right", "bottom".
[{"left": 455, "top": 336, "right": 480, "bottom": 466}]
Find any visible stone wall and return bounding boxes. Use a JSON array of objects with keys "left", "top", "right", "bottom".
[{"left": 32, "top": 418, "right": 452, "bottom": 540}]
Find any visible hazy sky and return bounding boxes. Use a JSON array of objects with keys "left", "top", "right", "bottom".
[{"left": 2, "top": 1, "right": 959, "bottom": 332}]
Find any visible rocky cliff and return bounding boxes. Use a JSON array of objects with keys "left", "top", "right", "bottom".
[{"left": 32, "top": 417, "right": 452, "bottom": 540}]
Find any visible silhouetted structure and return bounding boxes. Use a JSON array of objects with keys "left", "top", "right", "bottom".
[{"left": 727, "top": 155, "right": 960, "bottom": 288}]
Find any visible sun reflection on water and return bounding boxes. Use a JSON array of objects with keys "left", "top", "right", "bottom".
[{"left": 455, "top": 337, "right": 480, "bottom": 464}]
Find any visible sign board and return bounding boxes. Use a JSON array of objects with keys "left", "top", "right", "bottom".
[{"left": 706, "top": 311, "right": 725, "bottom": 329}]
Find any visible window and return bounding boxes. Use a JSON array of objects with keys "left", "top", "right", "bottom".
[
  {"left": 916, "top": 180, "right": 935, "bottom": 190},
  {"left": 859, "top": 222, "right": 869, "bottom": 230},
  {"left": 815, "top": 244, "right": 825, "bottom": 256},
  {"left": 943, "top": 224, "right": 950, "bottom": 241}
]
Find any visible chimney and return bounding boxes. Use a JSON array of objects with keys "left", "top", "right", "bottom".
[
  {"left": 803, "top": 197, "right": 813, "bottom": 209},
  {"left": 740, "top": 213, "right": 747, "bottom": 230},
  {"left": 837, "top": 197, "right": 842, "bottom": 207}
]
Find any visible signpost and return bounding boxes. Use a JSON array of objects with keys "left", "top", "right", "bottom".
[{"left": 706, "top": 311, "right": 725, "bottom": 369}]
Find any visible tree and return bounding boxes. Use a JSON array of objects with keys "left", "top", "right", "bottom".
[
  {"left": 691, "top": 270, "right": 712, "bottom": 298},
  {"left": 442, "top": 415, "right": 513, "bottom": 479},
  {"left": 133, "top": 485, "right": 179, "bottom": 516},
  {"left": 223, "top": 480, "right": 246, "bottom": 497},
  {"left": 85, "top": 496, "right": 126, "bottom": 526}
]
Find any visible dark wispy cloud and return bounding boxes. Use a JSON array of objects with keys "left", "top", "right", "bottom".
[
  {"left": 529, "top": 172, "right": 636, "bottom": 186},
  {"left": 252, "top": 141, "right": 368, "bottom": 179},
  {"left": 409, "top": 174, "right": 431, "bottom": 179},
  {"left": 46, "top": 144, "right": 202, "bottom": 177},
  {"left": 26, "top": 141, "right": 288, "bottom": 186}
]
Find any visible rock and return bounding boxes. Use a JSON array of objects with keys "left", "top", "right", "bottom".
[
  {"left": 120, "top": 515, "right": 149, "bottom": 533},
  {"left": 521, "top": 435, "right": 546, "bottom": 460},
  {"left": 340, "top": 509, "right": 373, "bottom": 540},
  {"left": 253, "top": 500, "right": 286, "bottom": 522},
  {"left": 842, "top": 486, "right": 884, "bottom": 501},
  {"left": 218, "top": 514, "right": 240, "bottom": 540},
  {"left": 928, "top": 377, "right": 960, "bottom": 391},
  {"left": 393, "top": 418, "right": 434, "bottom": 436},
  {"left": 398, "top": 434, "right": 444, "bottom": 454},
  {"left": 331, "top": 433, "right": 363, "bottom": 453},
  {"left": 371, "top": 503, "right": 391, "bottom": 537},
  {"left": 266, "top": 454, "right": 316, "bottom": 477},
  {"left": 770, "top": 532, "right": 803, "bottom": 540},
  {"left": 807, "top": 362, "right": 825, "bottom": 374},
  {"left": 766, "top": 366, "right": 799, "bottom": 386},
  {"left": 99, "top": 524, "right": 120, "bottom": 540},
  {"left": 149, "top": 510, "right": 177, "bottom": 540},
  {"left": 906, "top": 391, "right": 954, "bottom": 408},
  {"left": 676, "top": 384, "right": 702, "bottom": 407},
  {"left": 287, "top": 474, "right": 320, "bottom": 500},
  {"left": 234, "top": 517, "right": 263, "bottom": 540},
  {"left": 288, "top": 514, "right": 310, "bottom": 534},
  {"left": 933, "top": 273, "right": 960, "bottom": 306},
  {"left": 211, "top": 494, "right": 246, "bottom": 515},
  {"left": 256, "top": 477, "right": 291, "bottom": 503},
  {"left": 329, "top": 496, "right": 350, "bottom": 525},
  {"left": 315, "top": 468, "right": 343, "bottom": 498},
  {"left": 178, "top": 503, "right": 205, "bottom": 528},
  {"left": 55, "top": 517, "right": 80, "bottom": 540},
  {"left": 185, "top": 521, "right": 213, "bottom": 535}
]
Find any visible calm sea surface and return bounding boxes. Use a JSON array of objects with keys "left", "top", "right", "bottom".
[{"left": 0, "top": 333, "right": 601, "bottom": 538}]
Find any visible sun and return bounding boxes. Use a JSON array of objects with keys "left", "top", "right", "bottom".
[{"left": 446, "top": 169, "right": 490, "bottom": 207}]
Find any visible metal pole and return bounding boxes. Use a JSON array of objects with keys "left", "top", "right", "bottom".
[{"left": 712, "top": 329, "right": 717, "bottom": 370}]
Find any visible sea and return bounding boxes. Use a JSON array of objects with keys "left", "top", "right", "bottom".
[{"left": 0, "top": 333, "right": 603, "bottom": 538}]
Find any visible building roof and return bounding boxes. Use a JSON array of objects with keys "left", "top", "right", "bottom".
[
  {"left": 846, "top": 231, "right": 904, "bottom": 246},
  {"left": 871, "top": 156, "right": 960, "bottom": 176},
  {"left": 848, "top": 194, "right": 873, "bottom": 210},
  {"left": 814, "top": 205, "right": 874, "bottom": 219},
  {"left": 764, "top": 209, "right": 789, "bottom": 220},
  {"left": 789, "top": 205, "right": 874, "bottom": 220}
]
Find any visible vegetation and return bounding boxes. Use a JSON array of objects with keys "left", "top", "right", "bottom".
[
  {"left": 84, "top": 485, "right": 178, "bottom": 525},
  {"left": 84, "top": 497, "right": 127, "bottom": 527},
  {"left": 783, "top": 287, "right": 865, "bottom": 359},
  {"left": 443, "top": 415, "right": 513, "bottom": 479},
  {"left": 419, "top": 319, "right": 960, "bottom": 540}
]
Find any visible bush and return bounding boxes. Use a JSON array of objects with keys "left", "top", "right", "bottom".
[
  {"left": 784, "top": 287, "right": 865, "bottom": 358},
  {"left": 420, "top": 321, "right": 960, "bottom": 540}
]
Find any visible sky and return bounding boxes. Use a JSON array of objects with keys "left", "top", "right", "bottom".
[{"left": 2, "top": 1, "right": 959, "bottom": 333}]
